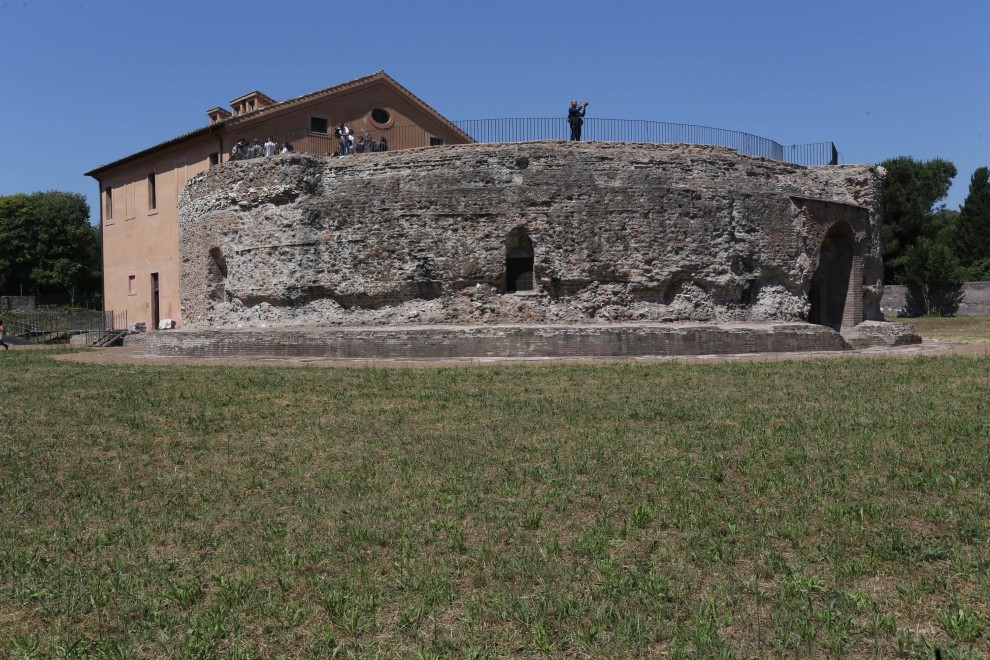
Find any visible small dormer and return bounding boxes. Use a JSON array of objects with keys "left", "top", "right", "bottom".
[
  {"left": 229, "top": 91, "right": 276, "bottom": 116},
  {"left": 207, "top": 107, "right": 232, "bottom": 124}
]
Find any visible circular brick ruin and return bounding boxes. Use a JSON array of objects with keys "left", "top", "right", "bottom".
[{"left": 163, "top": 142, "right": 919, "bottom": 359}]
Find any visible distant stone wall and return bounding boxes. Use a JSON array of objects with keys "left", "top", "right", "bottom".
[
  {"left": 178, "top": 143, "right": 885, "bottom": 329},
  {"left": 0, "top": 296, "right": 36, "bottom": 311},
  {"left": 881, "top": 282, "right": 990, "bottom": 316}
]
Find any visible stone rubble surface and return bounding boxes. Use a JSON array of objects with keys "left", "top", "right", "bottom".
[{"left": 178, "top": 142, "right": 885, "bottom": 329}]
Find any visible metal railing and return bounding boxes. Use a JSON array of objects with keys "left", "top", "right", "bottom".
[
  {"left": 226, "top": 119, "right": 838, "bottom": 166},
  {"left": 229, "top": 125, "right": 436, "bottom": 161},
  {"left": 453, "top": 118, "right": 837, "bottom": 166},
  {"left": 4, "top": 309, "right": 126, "bottom": 345}
]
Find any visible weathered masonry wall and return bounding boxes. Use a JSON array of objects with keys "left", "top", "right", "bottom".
[
  {"left": 178, "top": 142, "right": 885, "bottom": 329},
  {"left": 881, "top": 282, "right": 990, "bottom": 317},
  {"left": 146, "top": 323, "right": 850, "bottom": 360}
]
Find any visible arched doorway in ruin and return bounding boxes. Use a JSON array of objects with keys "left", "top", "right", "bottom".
[
  {"left": 808, "top": 221, "right": 856, "bottom": 331},
  {"left": 505, "top": 228, "right": 535, "bottom": 293}
]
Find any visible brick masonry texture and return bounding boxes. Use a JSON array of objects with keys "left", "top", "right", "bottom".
[
  {"left": 146, "top": 323, "right": 851, "bottom": 361},
  {"left": 178, "top": 142, "right": 886, "bottom": 330}
]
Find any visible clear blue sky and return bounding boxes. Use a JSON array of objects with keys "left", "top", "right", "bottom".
[{"left": 1, "top": 0, "right": 986, "bottom": 221}]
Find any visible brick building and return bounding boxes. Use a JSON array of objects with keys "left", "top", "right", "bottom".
[{"left": 86, "top": 71, "right": 470, "bottom": 329}]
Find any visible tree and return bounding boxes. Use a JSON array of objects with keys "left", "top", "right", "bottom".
[
  {"left": 0, "top": 194, "right": 33, "bottom": 295},
  {"left": 955, "top": 166, "right": 990, "bottom": 273},
  {"left": 0, "top": 191, "right": 100, "bottom": 300},
  {"left": 899, "top": 234, "right": 964, "bottom": 315},
  {"left": 880, "top": 156, "right": 957, "bottom": 284}
]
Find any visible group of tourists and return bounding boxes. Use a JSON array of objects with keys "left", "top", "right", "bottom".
[
  {"left": 228, "top": 99, "right": 586, "bottom": 161},
  {"left": 230, "top": 137, "right": 295, "bottom": 160},
  {"left": 333, "top": 123, "right": 387, "bottom": 156}
]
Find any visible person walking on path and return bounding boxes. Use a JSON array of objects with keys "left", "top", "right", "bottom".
[
  {"left": 568, "top": 99, "right": 589, "bottom": 141},
  {"left": 0, "top": 319, "right": 9, "bottom": 350}
]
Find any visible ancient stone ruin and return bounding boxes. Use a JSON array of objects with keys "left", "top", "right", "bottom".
[{"left": 162, "top": 142, "right": 918, "bottom": 360}]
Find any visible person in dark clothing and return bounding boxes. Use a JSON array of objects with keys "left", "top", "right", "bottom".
[
  {"left": 567, "top": 99, "right": 589, "bottom": 141},
  {"left": 0, "top": 319, "right": 8, "bottom": 350}
]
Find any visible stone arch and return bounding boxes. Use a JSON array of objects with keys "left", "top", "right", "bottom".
[
  {"left": 504, "top": 228, "right": 535, "bottom": 293},
  {"left": 808, "top": 221, "right": 859, "bottom": 331}
]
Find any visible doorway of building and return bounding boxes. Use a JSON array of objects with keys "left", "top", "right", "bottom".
[
  {"left": 505, "top": 229, "right": 534, "bottom": 293},
  {"left": 150, "top": 272, "right": 160, "bottom": 330},
  {"left": 808, "top": 222, "right": 854, "bottom": 331}
]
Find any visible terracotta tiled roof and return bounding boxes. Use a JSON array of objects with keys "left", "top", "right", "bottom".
[{"left": 86, "top": 71, "right": 471, "bottom": 177}]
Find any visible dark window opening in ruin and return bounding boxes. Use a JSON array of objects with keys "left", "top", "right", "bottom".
[
  {"left": 209, "top": 153, "right": 220, "bottom": 167},
  {"left": 310, "top": 117, "right": 328, "bottom": 133},
  {"left": 429, "top": 136, "right": 444, "bottom": 146},
  {"left": 150, "top": 272, "right": 160, "bottom": 330},
  {"left": 808, "top": 222, "right": 854, "bottom": 331},
  {"left": 505, "top": 230, "right": 535, "bottom": 293},
  {"left": 371, "top": 108, "right": 391, "bottom": 124}
]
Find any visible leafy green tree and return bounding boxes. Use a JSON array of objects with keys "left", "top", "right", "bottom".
[
  {"left": 899, "top": 233, "right": 964, "bottom": 315},
  {"left": 0, "top": 191, "right": 99, "bottom": 300},
  {"left": 880, "top": 156, "right": 957, "bottom": 283},
  {"left": 955, "top": 166, "right": 990, "bottom": 273},
  {"left": 0, "top": 194, "right": 33, "bottom": 294},
  {"left": 965, "top": 258, "right": 990, "bottom": 281}
]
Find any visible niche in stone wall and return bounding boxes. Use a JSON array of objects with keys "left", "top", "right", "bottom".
[
  {"left": 504, "top": 228, "right": 535, "bottom": 293},
  {"left": 207, "top": 247, "right": 228, "bottom": 302},
  {"left": 809, "top": 222, "right": 854, "bottom": 331}
]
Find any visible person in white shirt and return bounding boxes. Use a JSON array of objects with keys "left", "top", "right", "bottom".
[
  {"left": 264, "top": 137, "right": 277, "bottom": 157},
  {"left": 337, "top": 123, "right": 352, "bottom": 155}
]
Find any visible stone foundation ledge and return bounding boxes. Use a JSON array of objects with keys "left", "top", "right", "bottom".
[
  {"left": 840, "top": 321, "right": 922, "bottom": 349},
  {"left": 142, "top": 322, "right": 875, "bottom": 360}
]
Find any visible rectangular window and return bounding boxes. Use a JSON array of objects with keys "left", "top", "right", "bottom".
[
  {"left": 429, "top": 136, "right": 444, "bottom": 146},
  {"left": 127, "top": 274, "right": 137, "bottom": 295},
  {"left": 105, "top": 187, "right": 113, "bottom": 222},
  {"left": 147, "top": 173, "right": 157, "bottom": 210},
  {"left": 310, "top": 117, "right": 328, "bottom": 133},
  {"left": 209, "top": 153, "right": 220, "bottom": 167}
]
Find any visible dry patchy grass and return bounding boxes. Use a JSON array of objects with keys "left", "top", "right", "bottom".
[
  {"left": 0, "top": 350, "right": 988, "bottom": 658},
  {"left": 895, "top": 315, "right": 990, "bottom": 343}
]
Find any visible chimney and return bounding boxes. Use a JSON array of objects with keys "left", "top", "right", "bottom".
[
  {"left": 228, "top": 91, "right": 276, "bottom": 117},
  {"left": 207, "top": 107, "right": 232, "bottom": 124}
]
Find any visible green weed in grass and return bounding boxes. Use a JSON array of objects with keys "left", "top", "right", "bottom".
[{"left": 0, "top": 350, "right": 988, "bottom": 656}]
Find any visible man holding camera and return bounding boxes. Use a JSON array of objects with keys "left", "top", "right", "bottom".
[{"left": 567, "top": 99, "right": 589, "bottom": 141}]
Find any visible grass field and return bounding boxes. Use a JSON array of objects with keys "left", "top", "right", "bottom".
[
  {"left": 897, "top": 315, "right": 990, "bottom": 343},
  {"left": 1, "top": 344, "right": 989, "bottom": 657}
]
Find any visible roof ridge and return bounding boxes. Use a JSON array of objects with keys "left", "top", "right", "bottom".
[{"left": 85, "top": 71, "right": 469, "bottom": 176}]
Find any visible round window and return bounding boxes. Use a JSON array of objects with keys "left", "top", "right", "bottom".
[{"left": 370, "top": 108, "right": 391, "bottom": 125}]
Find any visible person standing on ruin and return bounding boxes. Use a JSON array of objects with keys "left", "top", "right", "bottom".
[
  {"left": 567, "top": 99, "right": 589, "bottom": 141},
  {"left": 337, "top": 123, "right": 352, "bottom": 156},
  {"left": 264, "top": 136, "right": 277, "bottom": 157},
  {"left": 231, "top": 138, "right": 247, "bottom": 160}
]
